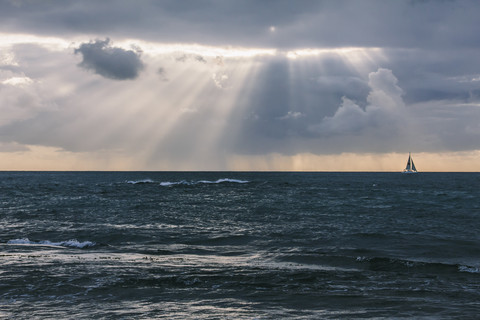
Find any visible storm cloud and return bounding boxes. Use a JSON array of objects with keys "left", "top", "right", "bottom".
[
  {"left": 74, "top": 38, "right": 144, "bottom": 80},
  {"left": 1, "top": 0, "right": 480, "bottom": 50},
  {"left": 313, "top": 69, "right": 406, "bottom": 137}
]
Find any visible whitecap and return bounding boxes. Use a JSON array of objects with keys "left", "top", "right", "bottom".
[
  {"left": 6, "top": 238, "right": 31, "bottom": 245},
  {"left": 7, "top": 238, "right": 96, "bottom": 248},
  {"left": 126, "top": 179, "right": 155, "bottom": 184},
  {"left": 159, "top": 180, "right": 189, "bottom": 187},
  {"left": 201, "top": 178, "right": 249, "bottom": 184},
  {"left": 56, "top": 240, "right": 96, "bottom": 249},
  {"left": 458, "top": 265, "right": 480, "bottom": 273},
  {"left": 160, "top": 178, "right": 249, "bottom": 186}
]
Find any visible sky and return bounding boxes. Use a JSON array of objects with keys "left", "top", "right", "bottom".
[{"left": 1, "top": 0, "right": 480, "bottom": 171}]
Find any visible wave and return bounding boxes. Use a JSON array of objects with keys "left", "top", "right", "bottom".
[
  {"left": 7, "top": 238, "right": 96, "bottom": 249},
  {"left": 125, "top": 179, "right": 155, "bottom": 184},
  {"left": 458, "top": 265, "right": 480, "bottom": 273},
  {"left": 199, "top": 178, "right": 249, "bottom": 184},
  {"left": 160, "top": 178, "right": 249, "bottom": 187},
  {"left": 126, "top": 178, "right": 249, "bottom": 186},
  {"left": 356, "top": 256, "right": 480, "bottom": 274},
  {"left": 159, "top": 180, "right": 189, "bottom": 187}
]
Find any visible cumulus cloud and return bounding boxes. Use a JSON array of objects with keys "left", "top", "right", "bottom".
[
  {"left": 74, "top": 38, "right": 144, "bottom": 80},
  {"left": 1, "top": 76, "right": 33, "bottom": 86},
  {"left": 212, "top": 72, "right": 229, "bottom": 89},
  {"left": 311, "top": 68, "right": 407, "bottom": 137},
  {"left": 278, "top": 111, "right": 304, "bottom": 120},
  {"left": 157, "top": 67, "right": 169, "bottom": 82},
  {"left": 0, "top": 70, "right": 55, "bottom": 126},
  {"left": 175, "top": 54, "right": 207, "bottom": 64},
  {"left": 231, "top": 66, "right": 422, "bottom": 156},
  {"left": 195, "top": 55, "right": 207, "bottom": 63}
]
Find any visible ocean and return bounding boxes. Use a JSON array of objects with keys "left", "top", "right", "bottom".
[{"left": 1, "top": 172, "right": 479, "bottom": 319}]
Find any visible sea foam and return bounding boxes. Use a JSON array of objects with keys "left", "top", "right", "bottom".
[
  {"left": 159, "top": 180, "right": 189, "bottom": 187},
  {"left": 7, "top": 238, "right": 96, "bottom": 249},
  {"left": 126, "top": 178, "right": 249, "bottom": 186},
  {"left": 126, "top": 179, "right": 155, "bottom": 184},
  {"left": 458, "top": 265, "right": 480, "bottom": 273},
  {"left": 160, "top": 178, "right": 249, "bottom": 186},
  {"left": 198, "top": 178, "right": 249, "bottom": 184}
]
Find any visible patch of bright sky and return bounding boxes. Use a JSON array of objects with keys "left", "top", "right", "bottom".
[
  {"left": 124, "top": 39, "right": 278, "bottom": 58},
  {"left": 285, "top": 47, "right": 384, "bottom": 59},
  {"left": 1, "top": 76, "right": 33, "bottom": 86},
  {"left": 0, "top": 32, "right": 387, "bottom": 62},
  {"left": 0, "top": 32, "right": 72, "bottom": 50},
  {"left": 2, "top": 146, "right": 479, "bottom": 171}
]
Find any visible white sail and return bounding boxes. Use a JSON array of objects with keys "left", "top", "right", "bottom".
[
  {"left": 403, "top": 153, "right": 417, "bottom": 173},
  {"left": 405, "top": 156, "right": 411, "bottom": 170}
]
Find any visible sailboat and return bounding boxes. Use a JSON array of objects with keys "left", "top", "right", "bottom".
[{"left": 403, "top": 152, "right": 417, "bottom": 173}]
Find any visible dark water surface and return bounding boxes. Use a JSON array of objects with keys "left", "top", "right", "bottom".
[{"left": 1, "top": 172, "right": 479, "bottom": 319}]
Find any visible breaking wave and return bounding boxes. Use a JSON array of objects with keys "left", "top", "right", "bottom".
[
  {"left": 159, "top": 180, "right": 188, "bottom": 187},
  {"left": 160, "top": 178, "right": 249, "bottom": 186},
  {"left": 356, "top": 256, "right": 480, "bottom": 275},
  {"left": 458, "top": 265, "right": 480, "bottom": 273},
  {"left": 125, "top": 178, "right": 249, "bottom": 187},
  {"left": 200, "top": 178, "right": 249, "bottom": 184},
  {"left": 7, "top": 238, "right": 96, "bottom": 249},
  {"left": 125, "top": 179, "right": 155, "bottom": 184}
]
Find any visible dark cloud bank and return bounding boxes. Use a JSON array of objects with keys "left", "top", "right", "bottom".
[
  {"left": 1, "top": 0, "right": 480, "bottom": 50},
  {"left": 74, "top": 38, "right": 144, "bottom": 80}
]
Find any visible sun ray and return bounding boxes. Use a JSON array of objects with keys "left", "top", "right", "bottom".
[
  {"left": 191, "top": 59, "right": 264, "bottom": 169},
  {"left": 7, "top": 31, "right": 467, "bottom": 171},
  {"left": 134, "top": 63, "right": 225, "bottom": 167},
  {"left": 285, "top": 47, "right": 387, "bottom": 77}
]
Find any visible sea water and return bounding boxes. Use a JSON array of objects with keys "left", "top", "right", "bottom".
[{"left": 1, "top": 172, "right": 479, "bottom": 319}]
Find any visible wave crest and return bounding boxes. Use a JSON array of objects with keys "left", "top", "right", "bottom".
[
  {"left": 199, "top": 178, "right": 249, "bottom": 184},
  {"left": 126, "top": 179, "right": 155, "bottom": 184},
  {"left": 356, "top": 256, "right": 480, "bottom": 275},
  {"left": 160, "top": 180, "right": 188, "bottom": 187},
  {"left": 7, "top": 238, "right": 96, "bottom": 249},
  {"left": 458, "top": 265, "right": 480, "bottom": 273},
  {"left": 126, "top": 178, "right": 249, "bottom": 186},
  {"left": 160, "top": 178, "right": 249, "bottom": 187}
]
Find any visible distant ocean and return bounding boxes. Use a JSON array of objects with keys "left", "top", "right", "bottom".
[{"left": 1, "top": 172, "right": 479, "bottom": 319}]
